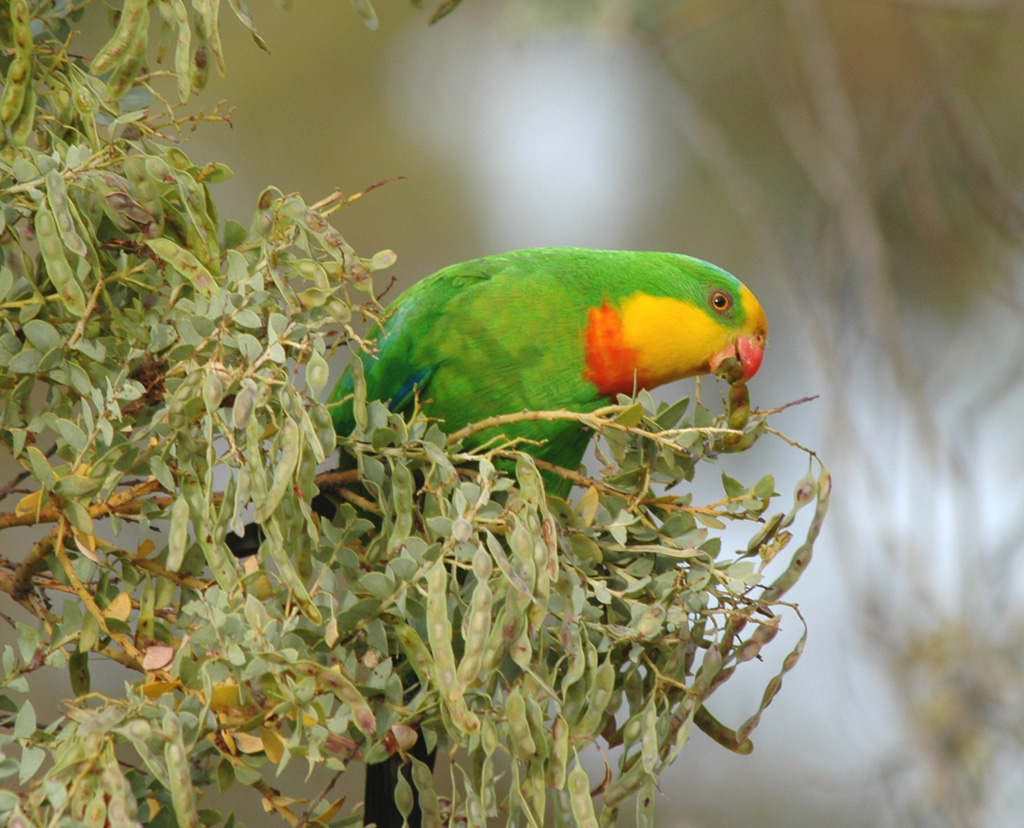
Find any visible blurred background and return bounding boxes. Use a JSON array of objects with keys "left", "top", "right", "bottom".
[{"left": 63, "top": 1, "right": 1024, "bottom": 826}]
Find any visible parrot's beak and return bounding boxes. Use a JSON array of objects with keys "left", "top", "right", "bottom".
[
  {"left": 736, "top": 333, "right": 765, "bottom": 380},
  {"left": 709, "top": 332, "right": 766, "bottom": 381}
]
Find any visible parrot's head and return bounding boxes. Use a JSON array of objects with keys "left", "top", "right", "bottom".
[
  {"left": 583, "top": 257, "right": 768, "bottom": 396},
  {"left": 704, "top": 282, "right": 768, "bottom": 382}
]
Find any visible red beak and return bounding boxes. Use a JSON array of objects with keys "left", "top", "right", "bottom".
[{"left": 710, "top": 333, "right": 766, "bottom": 381}]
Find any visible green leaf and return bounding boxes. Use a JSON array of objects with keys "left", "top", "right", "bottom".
[
  {"left": 721, "top": 473, "right": 745, "bottom": 498},
  {"left": 13, "top": 700, "right": 36, "bottom": 738},
  {"left": 22, "top": 319, "right": 62, "bottom": 352},
  {"left": 55, "top": 418, "right": 88, "bottom": 453},
  {"left": 19, "top": 745, "right": 46, "bottom": 784},
  {"left": 8, "top": 345, "right": 41, "bottom": 374}
]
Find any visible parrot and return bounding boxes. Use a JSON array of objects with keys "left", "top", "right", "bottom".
[
  {"left": 327, "top": 247, "right": 768, "bottom": 828},
  {"left": 329, "top": 246, "right": 767, "bottom": 498}
]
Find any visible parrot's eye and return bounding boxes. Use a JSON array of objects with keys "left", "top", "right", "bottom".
[{"left": 710, "top": 290, "right": 732, "bottom": 313}]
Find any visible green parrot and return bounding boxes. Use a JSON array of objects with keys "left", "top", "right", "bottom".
[
  {"left": 329, "top": 246, "right": 767, "bottom": 497},
  {"left": 326, "top": 247, "right": 767, "bottom": 828}
]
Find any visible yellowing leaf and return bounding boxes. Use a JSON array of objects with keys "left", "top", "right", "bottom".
[
  {"left": 576, "top": 486, "right": 599, "bottom": 528},
  {"left": 209, "top": 683, "right": 242, "bottom": 712},
  {"left": 220, "top": 729, "right": 237, "bottom": 755},
  {"left": 136, "top": 538, "right": 157, "bottom": 558},
  {"left": 142, "top": 679, "right": 180, "bottom": 698},
  {"left": 15, "top": 490, "right": 45, "bottom": 516},
  {"left": 260, "top": 724, "right": 285, "bottom": 764},
  {"left": 318, "top": 797, "right": 346, "bottom": 823},
  {"left": 233, "top": 731, "right": 264, "bottom": 754},
  {"left": 105, "top": 591, "right": 132, "bottom": 622}
]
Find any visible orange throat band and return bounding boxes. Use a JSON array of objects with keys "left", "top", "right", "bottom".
[{"left": 583, "top": 301, "right": 642, "bottom": 397}]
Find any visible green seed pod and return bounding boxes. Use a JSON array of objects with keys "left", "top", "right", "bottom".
[
  {"left": 547, "top": 715, "right": 569, "bottom": 789},
  {"left": 456, "top": 577, "right": 492, "bottom": 690},
  {"left": 232, "top": 379, "right": 256, "bottom": 430},
  {"left": 426, "top": 560, "right": 457, "bottom": 692},
  {"left": 45, "top": 171, "right": 88, "bottom": 257},
  {"left": 137, "top": 577, "right": 156, "bottom": 642},
  {"left": 395, "top": 623, "right": 433, "bottom": 685},
  {"left": 201, "top": 369, "right": 225, "bottom": 412},
  {"left": 305, "top": 349, "right": 329, "bottom": 395},
  {"left": 575, "top": 656, "right": 615, "bottom": 738},
  {"left": 171, "top": 0, "right": 191, "bottom": 102},
  {"left": 145, "top": 154, "right": 173, "bottom": 181},
  {"left": 11, "top": 0, "right": 32, "bottom": 54},
  {"left": 393, "top": 770, "right": 415, "bottom": 821},
  {"left": 254, "top": 417, "right": 299, "bottom": 522},
  {"left": 167, "top": 496, "right": 190, "bottom": 572},
  {"left": 640, "top": 704, "right": 658, "bottom": 773},
  {"left": 0, "top": 56, "right": 31, "bottom": 128},
  {"left": 91, "top": 0, "right": 150, "bottom": 76},
  {"left": 567, "top": 765, "right": 597, "bottom": 828},
  {"left": 8, "top": 81, "right": 34, "bottom": 147},
  {"left": 471, "top": 545, "right": 493, "bottom": 581},
  {"left": 145, "top": 237, "right": 215, "bottom": 295},
  {"left": 0, "top": 0, "right": 33, "bottom": 127},
  {"left": 164, "top": 737, "right": 199, "bottom": 828},
  {"left": 35, "top": 206, "right": 86, "bottom": 315},
  {"left": 504, "top": 687, "right": 536, "bottom": 759},
  {"left": 108, "top": 24, "right": 149, "bottom": 99}
]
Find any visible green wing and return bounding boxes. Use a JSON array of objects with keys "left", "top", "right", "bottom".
[{"left": 328, "top": 250, "right": 609, "bottom": 470}]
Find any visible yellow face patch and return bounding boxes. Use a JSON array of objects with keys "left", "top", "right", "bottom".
[{"left": 619, "top": 293, "right": 742, "bottom": 386}]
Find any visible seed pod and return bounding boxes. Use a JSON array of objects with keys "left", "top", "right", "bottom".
[
  {"left": 456, "top": 577, "right": 492, "bottom": 690},
  {"left": 146, "top": 237, "right": 215, "bottom": 295},
  {"left": 35, "top": 206, "right": 86, "bottom": 315},
  {"left": 504, "top": 687, "right": 536, "bottom": 759},
  {"left": 166, "top": 496, "right": 189, "bottom": 572},
  {"left": 171, "top": 0, "right": 191, "bottom": 102},
  {"left": 45, "top": 171, "right": 88, "bottom": 257},
  {"left": 254, "top": 417, "right": 299, "bottom": 522},
  {"left": 201, "top": 370, "right": 225, "bottom": 412},
  {"left": 0, "top": 56, "right": 31, "bottom": 126},
  {"left": 575, "top": 656, "right": 615, "bottom": 737},
  {"left": 91, "top": 0, "right": 150, "bottom": 76},
  {"left": 393, "top": 771, "right": 415, "bottom": 821},
  {"left": 231, "top": 379, "right": 256, "bottom": 430},
  {"left": 395, "top": 623, "right": 433, "bottom": 686},
  {"left": 426, "top": 560, "right": 457, "bottom": 693},
  {"left": 0, "top": 0, "right": 32, "bottom": 127},
  {"left": 547, "top": 715, "right": 569, "bottom": 789},
  {"left": 137, "top": 577, "right": 156, "bottom": 642},
  {"left": 164, "top": 732, "right": 200, "bottom": 828},
  {"left": 126, "top": 162, "right": 165, "bottom": 236},
  {"left": 108, "top": 23, "right": 149, "bottom": 99},
  {"left": 8, "top": 81, "right": 34, "bottom": 147},
  {"left": 305, "top": 349, "right": 329, "bottom": 394},
  {"left": 640, "top": 704, "right": 658, "bottom": 773},
  {"left": 567, "top": 765, "right": 598, "bottom": 828},
  {"left": 192, "top": 0, "right": 226, "bottom": 76}
]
